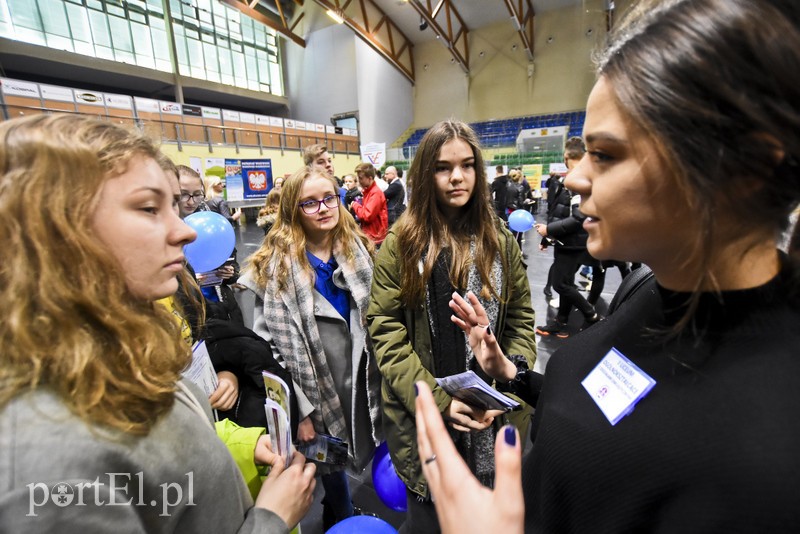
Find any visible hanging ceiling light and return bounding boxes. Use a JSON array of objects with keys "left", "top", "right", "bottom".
[{"left": 326, "top": 9, "right": 345, "bottom": 24}]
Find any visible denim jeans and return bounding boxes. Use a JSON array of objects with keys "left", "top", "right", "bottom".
[{"left": 321, "top": 470, "right": 354, "bottom": 522}]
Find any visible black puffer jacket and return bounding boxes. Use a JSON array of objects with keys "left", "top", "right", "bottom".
[
  {"left": 205, "top": 318, "right": 300, "bottom": 435},
  {"left": 544, "top": 176, "right": 588, "bottom": 250}
]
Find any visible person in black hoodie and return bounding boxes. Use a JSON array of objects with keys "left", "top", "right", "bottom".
[
  {"left": 177, "top": 165, "right": 243, "bottom": 325},
  {"left": 204, "top": 318, "right": 299, "bottom": 435},
  {"left": 534, "top": 137, "right": 601, "bottom": 338},
  {"left": 172, "top": 163, "right": 290, "bottom": 430},
  {"left": 490, "top": 165, "right": 510, "bottom": 221}
]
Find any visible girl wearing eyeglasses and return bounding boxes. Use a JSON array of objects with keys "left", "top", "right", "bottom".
[{"left": 241, "top": 167, "right": 381, "bottom": 529}]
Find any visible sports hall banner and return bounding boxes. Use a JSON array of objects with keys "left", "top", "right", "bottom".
[
  {"left": 224, "top": 159, "right": 244, "bottom": 202},
  {"left": 522, "top": 164, "right": 544, "bottom": 191},
  {"left": 240, "top": 159, "right": 273, "bottom": 200}
]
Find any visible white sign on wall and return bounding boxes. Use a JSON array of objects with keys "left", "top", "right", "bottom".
[
  {"left": 160, "top": 101, "right": 182, "bottom": 115},
  {"left": 223, "top": 110, "right": 240, "bottom": 122},
  {"left": 0, "top": 78, "right": 40, "bottom": 98},
  {"left": 202, "top": 107, "right": 221, "bottom": 120},
  {"left": 74, "top": 90, "right": 104, "bottom": 106},
  {"left": 360, "top": 142, "right": 386, "bottom": 167},
  {"left": 40, "top": 84, "right": 75, "bottom": 102},
  {"left": 105, "top": 93, "right": 133, "bottom": 110},
  {"left": 134, "top": 97, "right": 159, "bottom": 113}
]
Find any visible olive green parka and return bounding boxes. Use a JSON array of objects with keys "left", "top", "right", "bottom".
[{"left": 367, "top": 224, "right": 537, "bottom": 498}]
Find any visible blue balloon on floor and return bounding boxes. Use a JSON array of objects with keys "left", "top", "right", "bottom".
[
  {"left": 371, "top": 442, "right": 407, "bottom": 512},
  {"left": 183, "top": 211, "right": 235, "bottom": 273},
  {"left": 326, "top": 515, "right": 398, "bottom": 534},
  {"left": 508, "top": 209, "right": 535, "bottom": 232}
]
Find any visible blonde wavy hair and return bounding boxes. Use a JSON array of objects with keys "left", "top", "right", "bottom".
[
  {"left": 205, "top": 175, "right": 223, "bottom": 200},
  {"left": 0, "top": 114, "right": 191, "bottom": 435},
  {"left": 246, "top": 166, "right": 373, "bottom": 290}
]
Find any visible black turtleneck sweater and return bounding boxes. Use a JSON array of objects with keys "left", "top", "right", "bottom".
[{"left": 521, "top": 259, "right": 800, "bottom": 533}]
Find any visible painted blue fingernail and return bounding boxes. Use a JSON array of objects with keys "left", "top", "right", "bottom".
[
  {"left": 504, "top": 426, "right": 516, "bottom": 447},
  {"left": 414, "top": 383, "right": 419, "bottom": 396}
]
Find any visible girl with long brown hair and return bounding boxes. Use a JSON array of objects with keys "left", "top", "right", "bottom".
[{"left": 367, "top": 120, "right": 536, "bottom": 533}]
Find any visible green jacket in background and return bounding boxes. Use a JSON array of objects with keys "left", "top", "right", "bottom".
[{"left": 367, "top": 224, "right": 537, "bottom": 498}]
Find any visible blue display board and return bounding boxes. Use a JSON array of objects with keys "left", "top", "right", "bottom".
[{"left": 240, "top": 159, "right": 273, "bottom": 200}]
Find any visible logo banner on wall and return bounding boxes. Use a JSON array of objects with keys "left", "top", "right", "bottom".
[
  {"left": 225, "top": 159, "right": 244, "bottom": 202},
  {"left": 240, "top": 159, "right": 273, "bottom": 200},
  {"left": 522, "top": 164, "right": 544, "bottom": 191},
  {"left": 205, "top": 158, "right": 225, "bottom": 180},
  {"left": 360, "top": 142, "right": 386, "bottom": 168}
]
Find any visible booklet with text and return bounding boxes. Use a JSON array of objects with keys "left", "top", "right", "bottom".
[
  {"left": 296, "top": 433, "right": 349, "bottom": 466},
  {"left": 263, "top": 371, "right": 293, "bottom": 468},
  {"left": 436, "top": 370, "right": 520, "bottom": 412},
  {"left": 183, "top": 340, "right": 218, "bottom": 397}
]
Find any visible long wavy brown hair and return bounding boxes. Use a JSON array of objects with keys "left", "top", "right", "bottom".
[
  {"left": 396, "top": 120, "right": 503, "bottom": 307},
  {"left": 0, "top": 114, "right": 191, "bottom": 435},
  {"left": 246, "top": 166, "right": 373, "bottom": 290}
]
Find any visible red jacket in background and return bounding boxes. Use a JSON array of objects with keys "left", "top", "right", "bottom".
[{"left": 351, "top": 181, "right": 388, "bottom": 245}]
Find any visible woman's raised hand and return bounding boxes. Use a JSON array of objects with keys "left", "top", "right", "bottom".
[
  {"left": 449, "top": 292, "right": 516, "bottom": 383},
  {"left": 416, "top": 381, "right": 524, "bottom": 534}
]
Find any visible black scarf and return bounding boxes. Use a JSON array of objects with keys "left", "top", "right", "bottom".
[{"left": 427, "top": 248, "right": 467, "bottom": 378}]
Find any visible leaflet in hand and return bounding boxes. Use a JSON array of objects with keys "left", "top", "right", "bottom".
[
  {"left": 265, "top": 399, "right": 292, "bottom": 469},
  {"left": 296, "top": 433, "right": 349, "bottom": 466},
  {"left": 195, "top": 270, "right": 224, "bottom": 288},
  {"left": 182, "top": 340, "right": 219, "bottom": 398},
  {"left": 436, "top": 370, "right": 520, "bottom": 412},
  {"left": 263, "top": 371, "right": 293, "bottom": 468}
]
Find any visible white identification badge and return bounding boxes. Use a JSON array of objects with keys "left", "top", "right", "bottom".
[{"left": 581, "top": 348, "right": 656, "bottom": 425}]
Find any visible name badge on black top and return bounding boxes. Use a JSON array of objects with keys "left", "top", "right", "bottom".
[{"left": 581, "top": 348, "right": 656, "bottom": 425}]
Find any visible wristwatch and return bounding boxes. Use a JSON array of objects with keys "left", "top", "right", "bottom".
[{"left": 496, "top": 354, "right": 530, "bottom": 395}]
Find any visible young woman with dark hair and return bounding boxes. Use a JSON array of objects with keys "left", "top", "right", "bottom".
[{"left": 414, "top": 0, "right": 800, "bottom": 532}]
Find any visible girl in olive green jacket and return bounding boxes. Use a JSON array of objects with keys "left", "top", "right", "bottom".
[{"left": 367, "top": 120, "right": 537, "bottom": 534}]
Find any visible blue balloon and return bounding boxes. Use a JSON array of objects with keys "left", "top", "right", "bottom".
[
  {"left": 183, "top": 211, "right": 236, "bottom": 273},
  {"left": 508, "top": 209, "right": 535, "bottom": 233},
  {"left": 371, "top": 442, "right": 407, "bottom": 512},
  {"left": 326, "top": 515, "right": 397, "bottom": 534}
]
